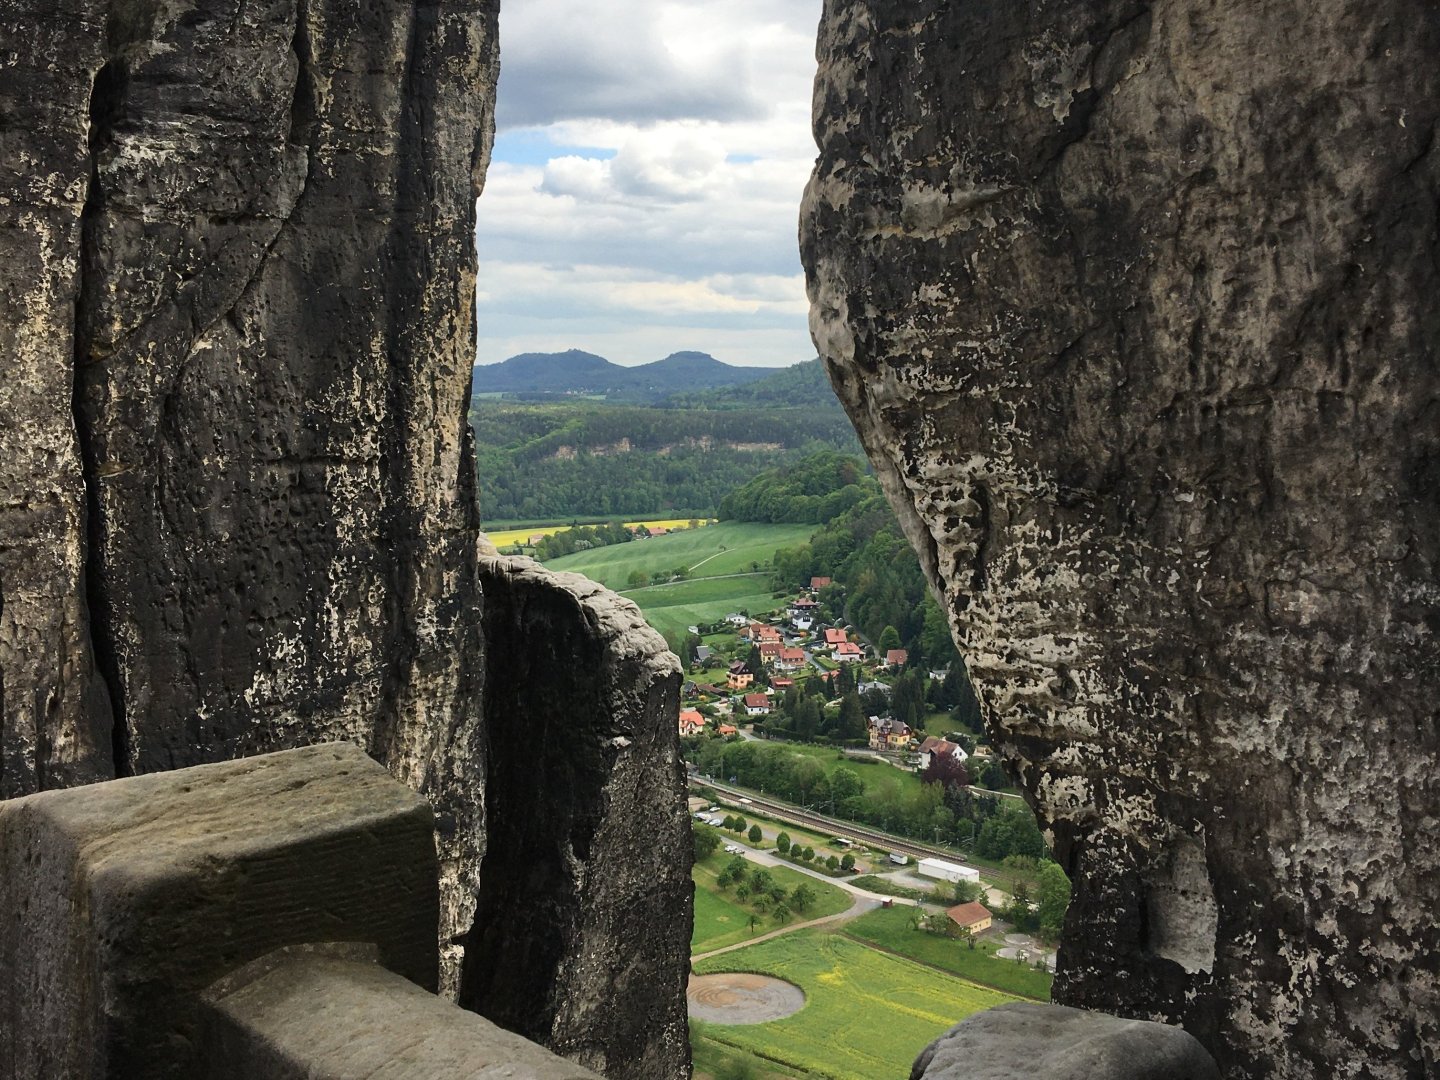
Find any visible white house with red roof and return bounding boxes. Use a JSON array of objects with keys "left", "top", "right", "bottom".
[
  {"left": 883, "top": 648, "right": 909, "bottom": 669},
  {"left": 918, "top": 735, "right": 968, "bottom": 769},
  {"left": 678, "top": 709, "right": 706, "bottom": 737},
  {"left": 835, "top": 641, "right": 863, "bottom": 662},
  {"left": 741, "top": 692, "right": 771, "bottom": 717},
  {"left": 823, "top": 628, "right": 848, "bottom": 648}
]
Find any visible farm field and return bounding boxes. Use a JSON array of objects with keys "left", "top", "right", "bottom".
[
  {"left": 692, "top": 851, "right": 854, "bottom": 954},
  {"left": 692, "top": 930, "right": 1020, "bottom": 1080},
  {"left": 485, "top": 516, "right": 711, "bottom": 549},
  {"left": 543, "top": 522, "right": 816, "bottom": 591},
  {"left": 842, "top": 906, "right": 1053, "bottom": 1000}
]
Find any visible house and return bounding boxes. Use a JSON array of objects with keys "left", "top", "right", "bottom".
[
  {"left": 810, "top": 576, "right": 832, "bottom": 590},
  {"left": 857, "top": 680, "right": 891, "bottom": 697},
  {"left": 945, "top": 901, "right": 993, "bottom": 934},
  {"left": 647, "top": 526, "right": 667, "bottom": 537},
  {"left": 742, "top": 693, "right": 771, "bottom": 717},
  {"left": 771, "top": 677, "right": 795, "bottom": 691},
  {"left": 717, "top": 724, "right": 739, "bottom": 737},
  {"left": 724, "top": 613, "right": 748, "bottom": 627},
  {"left": 918, "top": 735, "right": 969, "bottom": 770},
  {"left": 823, "top": 628, "right": 848, "bottom": 648},
  {"left": 694, "top": 645, "right": 713, "bottom": 663},
  {"left": 678, "top": 709, "right": 706, "bottom": 737},
  {"left": 775, "top": 647, "right": 807, "bottom": 672},
  {"left": 788, "top": 597, "right": 819, "bottom": 613},
  {"left": 867, "top": 716, "right": 913, "bottom": 751},
  {"left": 835, "top": 641, "right": 863, "bottom": 663},
  {"left": 759, "top": 641, "right": 783, "bottom": 661},
  {"left": 884, "top": 648, "right": 908, "bottom": 669},
  {"left": 742, "top": 622, "right": 781, "bottom": 644},
  {"left": 727, "top": 662, "right": 754, "bottom": 690},
  {"left": 790, "top": 613, "right": 814, "bottom": 632}
]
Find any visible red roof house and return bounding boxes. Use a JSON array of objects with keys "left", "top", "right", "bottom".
[
  {"left": 884, "top": 648, "right": 908, "bottom": 668},
  {"left": 742, "top": 693, "right": 771, "bottom": 715},
  {"left": 824, "top": 628, "right": 848, "bottom": 647},
  {"left": 945, "top": 902, "right": 993, "bottom": 933},
  {"left": 810, "top": 576, "right": 832, "bottom": 590}
]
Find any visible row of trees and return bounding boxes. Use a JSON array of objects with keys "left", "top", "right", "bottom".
[
  {"left": 691, "top": 740, "right": 1044, "bottom": 859},
  {"left": 529, "top": 520, "right": 634, "bottom": 560},
  {"left": 712, "top": 856, "right": 819, "bottom": 923}
]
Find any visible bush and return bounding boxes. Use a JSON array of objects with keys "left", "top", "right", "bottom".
[
  {"left": 693, "top": 824, "right": 721, "bottom": 862},
  {"left": 803, "top": 846, "right": 816, "bottom": 861},
  {"left": 776, "top": 831, "right": 792, "bottom": 854},
  {"left": 826, "top": 855, "right": 840, "bottom": 871},
  {"left": 841, "top": 853, "right": 856, "bottom": 872},
  {"left": 747, "top": 823, "right": 763, "bottom": 844}
]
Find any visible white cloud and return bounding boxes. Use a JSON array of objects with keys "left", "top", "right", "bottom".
[{"left": 477, "top": 0, "right": 823, "bottom": 367}]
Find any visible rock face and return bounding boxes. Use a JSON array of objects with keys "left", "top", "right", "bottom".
[
  {"left": 803, "top": 3, "right": 1438, "bottom": 1078},
  {"left": 463, "top": 557, "right": 691, "bottom": 1080},
  {"left": 0, "top": 3, "right": 691, "bottom": 1076},
  {"left": 912, "top": 1002, "right": 1220, "bottom": 1080}
]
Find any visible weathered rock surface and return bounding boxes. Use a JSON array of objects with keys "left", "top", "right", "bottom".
[
  {"left": 463, "top": 556, "right": 692, "bottom": 1080},
  {"left": 803, "top": 3, "right": 1438, "bottom": 1078},
  {"left": 0, "top": 0, "right": 498, "bottom": 960},
  {"left": 912, "top": 1002, "right": 1220, "bottom": 1080}
]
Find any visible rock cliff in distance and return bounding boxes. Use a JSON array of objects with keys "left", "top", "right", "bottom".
[{"left": 803, "top": 3, "right": 1438, "bottom": 1078}]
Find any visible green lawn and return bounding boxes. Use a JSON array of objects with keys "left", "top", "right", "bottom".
[
  {"left": 692, "top": 1031, "right": 806, "bottom": 1080},
  {"left": 693, "top": 931, "right": 1020, "bottom": 1080},
  {"left": 543, "top": 522, "right": 816, "bottom": 591},
  {"left": 693, "top": 853, "right": 853, "bottom": 954},
  {"left": 767, "top": 743, "right": 929, "bottom": 803},
  {"left": 842, "top": 906, "right": 1053, "bottom": 1001},
  {"left": 622, "top": 575, "right": 779, "bottom": 640}
]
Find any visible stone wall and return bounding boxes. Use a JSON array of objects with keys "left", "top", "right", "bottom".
[{"left": 802, "top": 2, "right": 1439, "bottom": 1078}]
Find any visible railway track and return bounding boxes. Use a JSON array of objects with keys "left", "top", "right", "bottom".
[{"left": 689, "top": 774, "right": 1019, "bottom": 891}]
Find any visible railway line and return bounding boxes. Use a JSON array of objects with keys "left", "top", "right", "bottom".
[{"left": 689, "top": 774, "right": 1020, "bottom": 892}]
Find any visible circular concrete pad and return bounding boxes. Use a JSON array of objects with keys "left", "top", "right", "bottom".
[{"left": 687, "top": 973, "right": 806, "bottom": 1024}]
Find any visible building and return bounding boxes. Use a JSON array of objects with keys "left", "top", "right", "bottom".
[
  {"left": 857, "top": 680, "right": 890, "bottom": 697},
  {"left": 694, "top": 645, "right": 712, "bottom": 663},
  {"left": 810, "top": 576, "right": 832, "bottom": 590},
  {"left": 883, "top": 648, "right": 908, "bottom": 669},
  {"left": 823, "top": 628, "right": 848, "bottom": 648},
  {"left": 759, "top": 641, "right": 783, "bottom": 661},
  {"left": 918, "top": 735, "right": 969, "bottom": 770},
  {"left": 724, "top": 613, "right": 748, "bottom": 627},
  {"left": 867, "top": 716, "right": 913, "bottom": 751},
  {"left": 788, "top": 596, "right": 819, "bottom": 613},
  {"left": 717, "top": 724, "right": 738, "bottom": 737},
  {"left": 743, "top": 622, "right": 782, "bottom": 644},
  {"left": 727, "top": 662, "right": 754, "bottom": 690},
  {"left": 678, "top": 709, "right": 706, "bottom": 737},
  {"left": 775, "top": 647, "right": 807, "bottom": 672},
  {"left": 835, "top": 641, "right": 863, "bottom": 663},
  {"left": 791, "top": 613, "right": 814, "bottom": 632},
  {"left": 917, "top": 858, "right": 981, "bottom": 884},
  {"left": 771, "top": 677, "right": 795, "bottom": 691},
  {"left": 945, "top": 901, "right": 993, "bottom": 934},
  {"left": 742, "top": 693, "right": 771, "bottom": 717}
]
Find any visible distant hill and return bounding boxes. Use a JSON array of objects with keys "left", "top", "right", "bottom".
[
  {"left": 471, "top": 349, "right": 778, "bottom": 401},
  {"left": 657, "top": 357, "right": 842, "bottom": 411}
]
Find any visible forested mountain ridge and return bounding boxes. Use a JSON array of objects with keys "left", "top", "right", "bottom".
[
  {"left": 469, "top": 399, "right": 862, "bottom": 520},
  {"left": 471, "top": 349, "right": 774, "bottom": 401},
  {"left": 657, "top": 357, "right": 843, "bottom": 411}
]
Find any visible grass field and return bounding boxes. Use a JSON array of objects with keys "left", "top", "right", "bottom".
[
  {"left": 842, "top": 906, "right": 1053, "bottom": 1001},
  {"left": 693, "top": 852, "right": 853, "bottom": 954},
  {"left": 692, "top": 1031, "right": 805, "bottom": 1080},
  {"left": 693, "top": 931, "right": 1020, "bottom": 1079},
  {"left": 765, "top": 743, "right": 930, "bottom": 803},
  {"left": 544, "top": 522, "right": 816, "bottom": 591},
  {"left": 621, "top": 575, "right": 777, "bottom": 640}
]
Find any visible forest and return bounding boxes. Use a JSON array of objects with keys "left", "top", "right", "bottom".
[{"left": 469, "top": 400, "right": 861, "bottom": 520}]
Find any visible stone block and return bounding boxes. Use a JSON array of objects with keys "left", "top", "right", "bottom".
[
  {"left": 912, "top": 1003, "right": 1221, "bottom": 1080},
  {"left": 0, "top": 743, "right": 439, "bottom": 1080},
  {"left": 201, "top": 948, "right": 603, "bottom": 1079}
]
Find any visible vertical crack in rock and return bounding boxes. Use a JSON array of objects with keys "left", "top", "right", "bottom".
[{"left": 74, "top": 56, "right": 126, "bottom": 779}]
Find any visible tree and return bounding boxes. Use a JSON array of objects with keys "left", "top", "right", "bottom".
[
  {"left": 732, "top": 816, "right": 748, "bottom": 835},
  {"left": 1036, "top": 862, "right": 1072, "bottom": 936},
  {"left": 840, "top": 853, "right": 856, "bottom": 872},
  {"left": 626, "top": 569, "right": 648, "bottom": 589},
  {"left": 802, "top": 846, "right": 815, "bottom": 862},
  {"left": 776, "top": 831, "right": 792, "bottom": 854},
  {"left": 921, "top": 750, "right": 971, "bottom": 791},
  {"left": 790, "top": 883, "right": 816, "bottom": 913},
  {"left": 722, "top": 814, "right": 737, "bottom": 831},
  {"left": 771, "top": 902, "right": 791, "bottom": 923},
  {"left": 838, "top": 694, "right": 866, "bottom": 741},
  {"left": 747, "top": 823, "right": 763, "bottom": 845},
  {"left": 878, "top": 625, "right": 902, "bottom": 654},
  {"left": 826, "top": 854, "right": 840, "bottom": 871},
  {"left": 693, "top": 823, "right": 721, "bottom": 862}
]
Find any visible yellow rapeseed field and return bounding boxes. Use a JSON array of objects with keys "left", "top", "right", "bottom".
[{"left": 485, "top": 518, "right": 711, "bottom": 549}]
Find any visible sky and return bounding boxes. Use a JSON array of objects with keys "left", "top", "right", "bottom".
[{"left": 474, "top": 0, "right": 823, "bottom": 368}]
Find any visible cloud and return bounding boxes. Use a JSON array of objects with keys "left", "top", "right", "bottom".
[{"left": 478, "top": 0, "right": 823, "bottom": 367}]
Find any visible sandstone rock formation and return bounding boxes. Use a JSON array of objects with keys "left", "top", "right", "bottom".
[
  {"left": 0, "top": 3, "right": 690, "bottom": 1077},
  {"left": 803, "top": 3, "right": 1438, "bottom": 1078}
]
